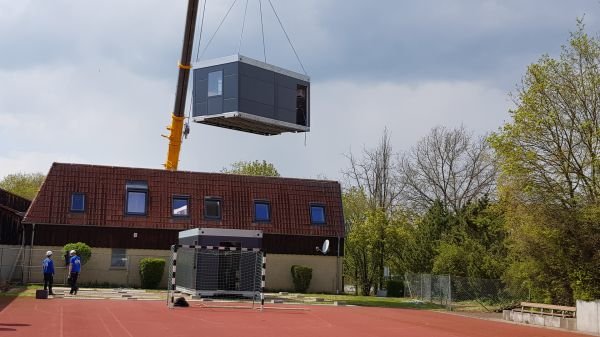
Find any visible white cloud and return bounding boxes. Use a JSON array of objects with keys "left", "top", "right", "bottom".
[
  {"left": 7, "top": 0, "right": 590, "bottom": 181},
  {"left": 0, "top": 58, "right": 509, "bottom": 180},
  {"left": 178, "top": 79, "right": 509, "bottom": 179}
]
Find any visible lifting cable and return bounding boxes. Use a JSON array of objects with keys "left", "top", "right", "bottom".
[
  {"left": 266, "top": 0, "right": 307, "bottom": 75},
  {"left": 194, "top": 0, "right": 208, "bottom": 62},
  {"left": 199, "top": 0, "right": 239, "bottom": 59},
  {"left": 238, "top": 0, "right": 250, "bottom": 54},
  {"left": 195, "top": 0, "right": 307, "bottom": 75},
  {"left": 259, "top": 0, "right": 267, "bottom": 63}
]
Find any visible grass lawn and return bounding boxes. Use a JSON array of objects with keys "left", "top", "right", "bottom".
[
  {"left": 0, "top": 284, "right": 41, "bottom": 297},
  {"left": 2, "top": 286, "right": 447, "bottom": 311},
  {"left": 280, "top": 293, "right": 446, "bottom": 310}
]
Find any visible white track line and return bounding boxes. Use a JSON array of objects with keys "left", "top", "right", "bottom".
[{"left": 105, "top": 306, "right": 134, "bottom": 337}]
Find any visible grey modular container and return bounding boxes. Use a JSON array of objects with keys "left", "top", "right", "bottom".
[
  {"left": 176, "top": 228, "right": 263, "bottom": 296},
  {"left": 192, "top": 54, "right": 310, "bottom": 136}
]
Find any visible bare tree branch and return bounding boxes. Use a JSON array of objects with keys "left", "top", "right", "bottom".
[{"left": 398, "top": 126, "right": 497, "bottom": 213}]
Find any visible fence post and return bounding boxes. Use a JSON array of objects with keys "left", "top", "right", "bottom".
[
  {"left": 448, "top": 274, "right": 452, "bottom": 311},
  {"left": 420, "top": 274, "right": 423, "bottom": 301}
]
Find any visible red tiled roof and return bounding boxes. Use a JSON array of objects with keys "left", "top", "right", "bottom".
[{"left": 24, "top": 163, "right": 345, "bottom": 237}]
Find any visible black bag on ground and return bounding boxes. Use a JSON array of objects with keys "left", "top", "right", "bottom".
[
  {"left": 36, "top": 289, "right": 48, "bottom": 299},
  {"left": 174, "top": 297, "right": 189, "bottom": 307}
]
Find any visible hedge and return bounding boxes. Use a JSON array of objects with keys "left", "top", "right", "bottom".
[
  {"left": 291, "top": 265, "right": 312, "bottom": 293},
  {"left": 139, "top": 258, "right": 166, "bottom": 289},
  {"left": 386, "top": 279, "right": 404, "bottom": 297},
  {"left": 62, "top": 242, "right": 92, "bottom": 265}
]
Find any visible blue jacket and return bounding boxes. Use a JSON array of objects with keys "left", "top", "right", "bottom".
[
  {"left": 42, "top": 257, "right": 54, "bottom": 274},
  {"left": 70, "top": 255, "right": 81, "bottom": 273}
]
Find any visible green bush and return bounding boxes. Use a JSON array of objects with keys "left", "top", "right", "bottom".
[
  {"left": 62, "top": 242, "right": 92, "bottom": 265},
  {"left": 386, "top": 279, "right": 404, "bottom": 297},
  {"left": 139, "top": 258, "right": 165, "bottom": 289},
  {"left": 290, "top": 265, "right": 312, "bottom": 293}
]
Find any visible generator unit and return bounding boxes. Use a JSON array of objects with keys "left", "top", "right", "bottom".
[{"left": 192, "top": 55, "right": 310, "bottom": 136}]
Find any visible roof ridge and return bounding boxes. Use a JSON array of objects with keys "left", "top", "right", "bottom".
[{"left": 50, "top": 162, "right": 339, "bottom": 184}]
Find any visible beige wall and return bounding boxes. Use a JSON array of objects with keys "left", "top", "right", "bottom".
[
  {"left": 266, "top": 254, "right": 342, "bottom": 293},
  {"left": 5, "top": 244, "right": 342, "bottom": 293},
  {"left": 5, "top": 245, "right": 171, "bottom": 288}
]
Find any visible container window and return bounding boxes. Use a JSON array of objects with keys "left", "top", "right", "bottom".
[
  {"left": 172, "top": 196, "right": 190, "bottom": 217},
  {"left": 70, "top": 193, "right": 85, "bottom": 212},
  {"left": 254, "top": 201, "right": 270, "bottom": 222},
  {"left": 310, "top": 204, "right": 326, "bottom": 225},
  {"left": 208, "top": 71, "right": 223, "bottom": 97},
  {"left": 204, "top": 198, "right": 222, "bottom": 220},
  {"left": 110, "top": 248, "right": 127, "bottom": 268}
]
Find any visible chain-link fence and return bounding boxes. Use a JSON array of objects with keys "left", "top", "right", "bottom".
[
  {"left": 0, "top": 246, "right": 170, "bottom": 289},
  {"left": 404, "top": 272, "right": 529, "bottom": 311}
]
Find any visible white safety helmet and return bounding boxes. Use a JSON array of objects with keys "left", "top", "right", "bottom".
[
  {"left": 70, "top": 250, "right": 76, "bottom": 255},
  {"left": 46, "top": 250, "right": 53, "bottom": 256}
]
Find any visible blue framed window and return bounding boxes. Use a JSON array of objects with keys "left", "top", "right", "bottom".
[
  {"left": 172, "top": 196, "right": 190, "bottom": 217},
  {"left": 310, "top": 204, "right": 326, "bottom": 225},
  {"left": 70, "top": 193, "right": 85, "bottom": 212},
  {"left": 208, "top": 71, "right": 223, "bottom": 97},
  {"left": 126, "top": 181, "right": 148, "bottom": 215},
  {"left": 254, "top": 201, "right": 270, "bottom": 222},
  {"left": 204, "top": 198, "right": 222, "bottom": 220}
]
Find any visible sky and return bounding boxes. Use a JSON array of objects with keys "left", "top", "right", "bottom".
[{"left": 1, "top": 0, "right": 599, "bottom": 181}]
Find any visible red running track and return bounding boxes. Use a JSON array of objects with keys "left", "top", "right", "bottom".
[{"left": 0, "top": 297, "right": 586, "bottom": 337}]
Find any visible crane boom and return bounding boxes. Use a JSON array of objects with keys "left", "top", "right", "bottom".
[{"left": 163, "top": 0, "right": 200, "bottom": 171}]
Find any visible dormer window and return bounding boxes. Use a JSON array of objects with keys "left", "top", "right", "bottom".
[
  {"left": 70, "top": 193, "right": 85, "bottom": 212},
  {"left": 126, "top": 181, "right": 148, "bottom": 215},
  {"left": 310, "top": 203, "right": 326, "bottom": 225}
]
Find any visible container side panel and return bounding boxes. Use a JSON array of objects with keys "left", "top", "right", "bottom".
[
  {"left": 276, "top": 107, "right": 297, "bottom": 124},
  {"left": 222, "top": 62, "right": 238, "bottom": 76},
  {"left": 239, "top": 76, "right": 275, "bottom": 106},
  {"left": 276, "top": 74, "right": 300, "bottom": 89},
  {"left": 239, "top": 62, "right": 275, "bottom": 83},
  {"left": 223, "top": 99, "right": 238, "bottom": 113},
  {"left": 194, "top": 101, "right": 208, "bottom": 117},
  {"left": 223, "top": 74, "right": 238, "bottom": 100},
  {"left": 277, "top": 86, "right": 296, "bottom": 112},
  {"left": 207, "top": 97, "right": 223, "bottom": 115},
  {"left": 238, "top": 99, "right": 275, "bottom": 119}
]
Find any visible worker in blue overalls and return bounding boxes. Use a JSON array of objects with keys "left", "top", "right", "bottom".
[
  {"left": 42, "top": 251, "right": 55, "bottom": 295},
  {"left": 68, "top": 250, "right": 81, "bottom": 295}
]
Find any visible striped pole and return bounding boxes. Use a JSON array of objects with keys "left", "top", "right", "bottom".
[{"left": 261, "top": 252, "right": 267, "bottom": 310}]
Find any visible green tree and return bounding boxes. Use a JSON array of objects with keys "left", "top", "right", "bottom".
[
  {"left": 221, "top": 160, "right": 280, "bottom": 177},
  {"left": 343, "top": 186, "right": 411, "bottom": 295},
  {"left": 405, "top": 200, "right": 453, "bottom": 273},
  {"left": 489, "top": 21, "right": 600, "bottom": 304},
  {"left": 63, "top": 242, "right": 92, "bottom": 265},
  {"left": 344, "top": 207, "right": 387, "bottom": 295},
  {"left": 0, "top": 172, "right": 45, "bottom": 200},
  {"left": 432, "top": 199, "right": 507, "bottom": 279},
  {"left": 344, "top": 129, "right": 402, "bottom": 291}
]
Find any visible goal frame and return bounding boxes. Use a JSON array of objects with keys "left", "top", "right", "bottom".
[{"left": 167, "top": 244, "right": 266, "bottom": 309}]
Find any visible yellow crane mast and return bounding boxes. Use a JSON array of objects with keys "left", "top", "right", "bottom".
[{"left": 163, "top": 0, "right": 200, "bottom": 170}]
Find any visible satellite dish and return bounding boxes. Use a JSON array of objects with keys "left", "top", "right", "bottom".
[
  {"left": 322, "top": 240, "right": 330, "bottom": 254},
  {"left": 316, "top": 239, "right": 330, "bottom": 255}
]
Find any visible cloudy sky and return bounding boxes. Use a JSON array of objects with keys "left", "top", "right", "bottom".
[{"left": 1, "top": 0, "right": 599, "bottom": 180}]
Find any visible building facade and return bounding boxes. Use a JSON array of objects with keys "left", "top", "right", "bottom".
[
  {"left": 0, "top": 188, "right": 31, "bottom": 284},
  {"left": 20, "top": 163, "right": 345, "bottom": 292},
  {"left": 0, "top": 188, "right": 30, "bottom": 245}
]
